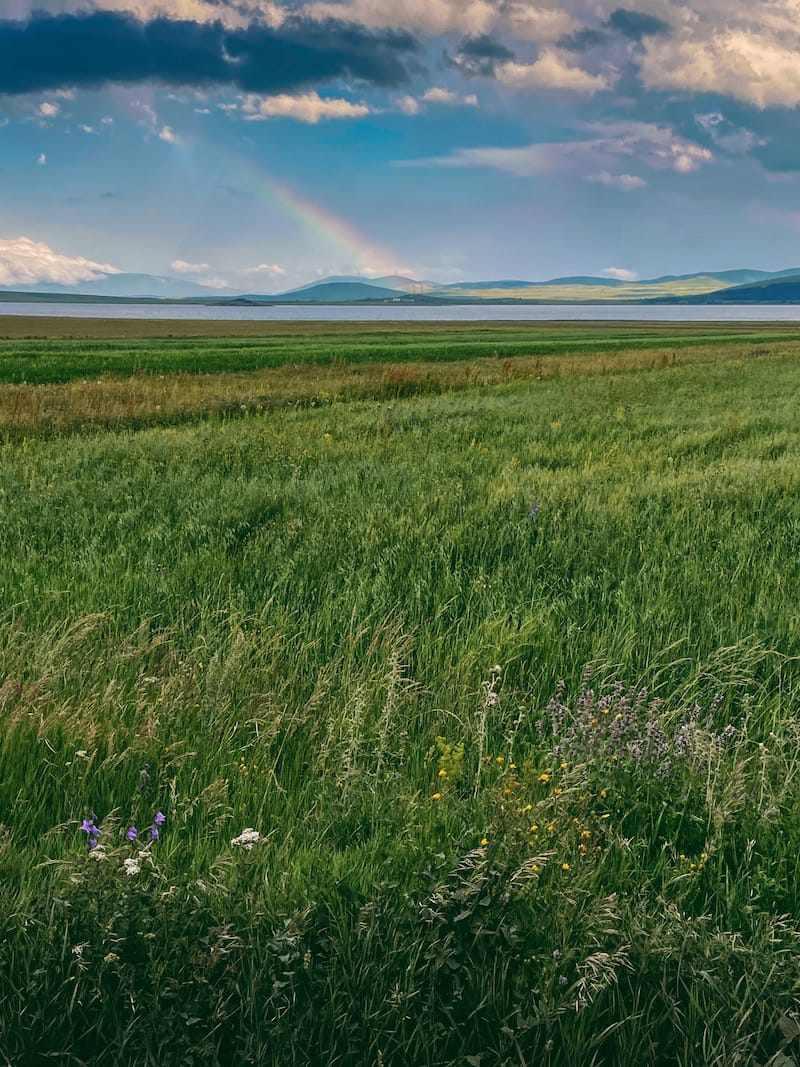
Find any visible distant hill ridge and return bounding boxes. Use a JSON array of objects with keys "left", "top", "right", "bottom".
[{"left": 6, "top": 265, "right": 800, "bottom": 304}]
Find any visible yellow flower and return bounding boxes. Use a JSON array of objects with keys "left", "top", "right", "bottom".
[
  {"left": 509, "top": 764, "right": 517, "bottom": 770},
  {"left": 581, "top": 829, "right": 591, "bottom": 839},
  {"left": 520, "top": 804, "right": 532, "bottom": 814},
  {"left": 679, "top": 854, "right": 686, "bottom": 861},
  {"left": 480, "top": 838, "right": 489, "bottom": 847},
  {"left": 432, "top": 793, "right": 442, "bottom": 801},
  {"left": 538, "top": 773, "right": 550, "bottom": 784},
  {"left": 578, "top": 844, "right": 588, "bottom": 855},
  {"left": 532, "top": 864, "right": 540, "bottom": 873},
  {"left": 438, "top": 769, "right": 447, "bottom": 778},
  {"left": 601, "top": 814, "right": 610, "bottom": 820},
  {"left": 600, "top": 789, "right": 608, "bottom": 799},
  {"left": 546, "top": 823, "right": 555, "bottom": 832},
  {"left": 553, "top": 787, "right": 563, "bottom": 797},
  {"left": 700, "top": 852, "right": 708, "bottom": 861},
  {"left": 496, "top": 756, "right": 505, "bottom": 764},
  {"left": 530, "top": 824, "right": 539, "bottom": 833},
  {"left": 560, "top": 762, "right": 568, "bottom": 770},
  {"left": 503, "top": 788, "right": 512, "bottom": 797},
  {"left": 561, "top": 863, "right": 570, "bottom": 871}
]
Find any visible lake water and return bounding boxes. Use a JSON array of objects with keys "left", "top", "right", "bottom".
[{"left": 3, "top": 302, "right": 800, "bottom": 323}]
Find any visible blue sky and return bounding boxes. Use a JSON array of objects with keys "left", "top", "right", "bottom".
[{"left": 2, "top": 0, "right": 800, "bottom": 290}]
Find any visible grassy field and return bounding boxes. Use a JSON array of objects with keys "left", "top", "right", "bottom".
[{"left": 2, "top": 321, "right": 800, "bottom": 1064}]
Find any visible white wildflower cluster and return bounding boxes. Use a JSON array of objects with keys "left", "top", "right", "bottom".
[
  {"left": 123, "top": 858, "right": 141, "bottom": 877},
  {"left": 231, "top": 828, "right": 261, "bottom": 851}
]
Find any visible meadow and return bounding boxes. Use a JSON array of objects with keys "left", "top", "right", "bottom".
[{"left": 2, "top": 319, "right": 800, "bottom": 1065}]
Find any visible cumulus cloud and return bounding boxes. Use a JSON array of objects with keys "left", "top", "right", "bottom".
[
  {"left": 300, "top": 0, "right": 498, "bottom": 37},
  {"left": 422, "top": 86, "right": 477, "bottom": 105},
  {"left": 602, "top": 266, "right": 637, "bottom": 280},
  {"left": 158, "top": 124, "right": 177, "bottom": 142},
  {"left": 37, "top": 152, "right": 46, "bottom": 165},
  {"left": 496, "top": 51, "right": 613, "bottom": 94},
  {"left": 240, "top": 263, "right": 286, "bottom": 275},
  {"left": 242, "top": 91, "right": 370, "bottom": 122},
  {"left": 171, "top": 259, "right": 209, "bottom": 272},
  {"left": 0, "top": 236, "right": 119, "bottom": 286},
  {"left": 37, "top": 101, "right": 59, "bottom": 118},
  {"left": 588, "top": 170, "right": 647, "bottom": 190},
  {"left": 642, "top": 29, "right": 800, "bottom": 109},
  {"left": 417, "top": 121, "right": 712, "bottom": 184}
]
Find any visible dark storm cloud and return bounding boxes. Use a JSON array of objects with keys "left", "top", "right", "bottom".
[
  {"left": 607, "top": 9, "right": 671, "bottom": 40},
  {"left": 560, "top": 8, "right": 671, "bottom": 52},
  {"left": 449, "top": 33, "right": 514, "bottom": 76},
  {"left": 0, "top": 10, "right": 420, "bottom": 95}
]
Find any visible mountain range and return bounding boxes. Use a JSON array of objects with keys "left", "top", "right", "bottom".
[{"left": 5, "top": 267, "right": 800, "bottom": 304}]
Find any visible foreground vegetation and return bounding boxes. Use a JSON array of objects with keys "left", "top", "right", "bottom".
[{"left": 2, "top": 324, "right": 800, "bottom": 1064}]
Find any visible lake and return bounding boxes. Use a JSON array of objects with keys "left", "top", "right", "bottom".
[{"left": 3, "top": 302, "right": 800, "bottom": 322}]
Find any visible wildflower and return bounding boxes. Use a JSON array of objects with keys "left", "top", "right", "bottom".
[
  {"left": 150, "top": 826, "right": 159, "bottom": 841},
  {"left": 546, "top": 823, "right": 554, "bottom": 832},
  {"left": 700, "top": 851, "right": 708, "bottom": 861},
  {"left": 431, "top": 793, "right": 442, "bottom": 801},
  {"left": 561, "top": 863, "right": 570, "bottom": 871},
  {"left": 438, "top": 769, "right": 447, "bottom": 778},
  {"left": 80, "top": 818, "right": 100, "bottom": 836},
  {"left": 153, "top": 811, "right": 166, "bottom": 826},
  {"left": 88, "top": 846, "right": 107, "bottom": 861},
  {"left": 538, "top": 773, "right": 550, "bottom": 784},
  {"left": 496, "top": 756, "right": 505, "bottom": 764},
  {"left": 553, "top": 787, "right": 563, "bottom": 797},
  {"left": 519, "top": 804, "right": 532, "bottom": 814},
  {"left": 581, "top": 829, "right": 591, "bottom": 839},
  {"left": 483, "top": 755, "right": 492, "bottom": 764},
  {"left": 480, "top": 838, "right": 489, "bottom": 847},
  {"left": 531, "top": 864, "right": 540, "bottom": 873},
  {"left": 123, "top": 858, "right": 140, "bottom": 877},
  {"left": 231, "top": 828, "right": 261, "bottom": 851},
  {"left": 126, "top": 826, "right": 138, "bottom": 841},
  {"left": 600, "top": 789, "right": 607, "bottom": 799},
  {"left": 509, "top": 763, "right": 517, "bottom": 771},
  {"left": 503, "top": 788, "right": 512, "bottom": 797},
  {"left": 560, "top": 762, "right": 568, "bottom": 770},
  {"left": 530, "top": 824, "right": 539, "bottom": 833},
  {"left": 103, "top": 952, "right": 120, "bottom": 964},
  {"left": 578, "top": 844, "right": 588, "bottom": 855},
  {"left": 679, "top": 854, "right": 686, "bottom": 861}
]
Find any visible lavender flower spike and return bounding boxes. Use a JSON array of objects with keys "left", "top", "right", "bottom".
[
  {"left": 153, "top": 811, "right": 166, "bottom": 826},
  {"left": 126, "top": 826, "right": 138, "bottom": 841}
]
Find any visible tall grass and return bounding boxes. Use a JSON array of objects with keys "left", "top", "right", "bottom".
[{"left": 1, "top": 346, "right": 800, "bottom": 1063}]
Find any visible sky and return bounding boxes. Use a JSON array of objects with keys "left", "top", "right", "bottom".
[{"left": 3, "top": 0, "right": 800, "bottom": 291}]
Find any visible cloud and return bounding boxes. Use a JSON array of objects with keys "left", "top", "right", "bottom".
[
  {"left": 601, "top": 266, "right": 637, "bottom": 280},
  {"left": 606, "top": 9, "right": 670, "bottom": 41},
  {"left": 496, "top": 51, "right": 613, "bottom": 94},
  {"left": 0, "top": 10, "right": 420, "bottom": 96},
  {"left": 588, "top": 170, "right": 646, "bottom": 190},
  {"left": 240, "top": 263, "right": 286, "bottom": 275},
  {"left": 78, "top": 123, "right": 96, "bottom": 133},
  {"left": 300, "top": 0, "right": 498, "bottom": 37},
  {"left": 695, "top": 112, "right": 765, "bottom": 156},
  {"left": 37, "top": 152, "right": 46, "bottom": 165},
  {"left": 171, "top": 259, "right": 210, "bottom": 272},
  {"left": 397, "top": 94, "right": 420, "bottom": 115},
  {"left": 641, "top": 26, "right": 800, "bottom": 109},
  {"left": 450, "top": 33, "right": 514, "bottom": 76},
  {"left": 417, "top": 121, "right": 712, "bottom": 184},
  {"left": 421, "top": 87, "right": 478, "bottom": 106},
  {"left": 0, "top": 236, "right": 119, "bottom": 286},
  {"left": 242, "top": 91, "right": 370, "bottom": 122},
  {"left": 158, "top": 124, "right": 178, "bottom": 141},
  {"left": 37, "top": 100, "right": 59, "bottom": 117}
]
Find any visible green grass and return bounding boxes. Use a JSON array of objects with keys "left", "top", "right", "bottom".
[
  {"left": 2, "top": 335, "right": 800, "bottom": 1064},
  {"left": 1, "top": 319, "right": 799, "bottom": 384}
]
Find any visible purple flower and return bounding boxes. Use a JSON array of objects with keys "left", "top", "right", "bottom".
[
  {"left": 87, "top": 837, "right": 99, "bottom": 852},
  {"left": 126, "top": 826, "right": 138, "bottom": 841},
  {"left": 150, "top": 826, "right": 159, "bottom": 841},
  {"left": 153, "top": 811, "right": 166, "bottom": 825}
]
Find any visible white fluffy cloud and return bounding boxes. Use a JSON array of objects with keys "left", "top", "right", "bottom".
[
  {"left": 0, "top": 236, "right": 119, "bottom": 287},
  {"left": 158, "top": 125, "right": 178, "bottom": 142},
  {"left": 602, "top": 266, "right": 637, "bottom": 280},
  {"left": 242, "top": 92, "right": 370, "bottom": 123},
  {"left": 171, "top": 259, "right": 210, "bottom": 273},
  {"left": 497, "top": 51, "right": 613, "bottom": 94},
  {"left": 38, "top": 101, "right": 60, "bottom": 118},
  {"left": 419, "top": 121, "right": 712, "bottom": 185},
  {"left": 240, "top": 263, "right": 286, "bottom": 275},
  {"left": 422, "top": 87, "right": 478, "bottom": 106},
  {"left": 642, "top": 29, "right": 800, "bottom": 108}
]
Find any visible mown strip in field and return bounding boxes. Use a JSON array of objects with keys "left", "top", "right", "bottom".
[
  {"left": 0, "top": 337, "right": 797, "bottom": 437},
  {"left": 0, "top": 319, "right": 799, "bottom": 384}
]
